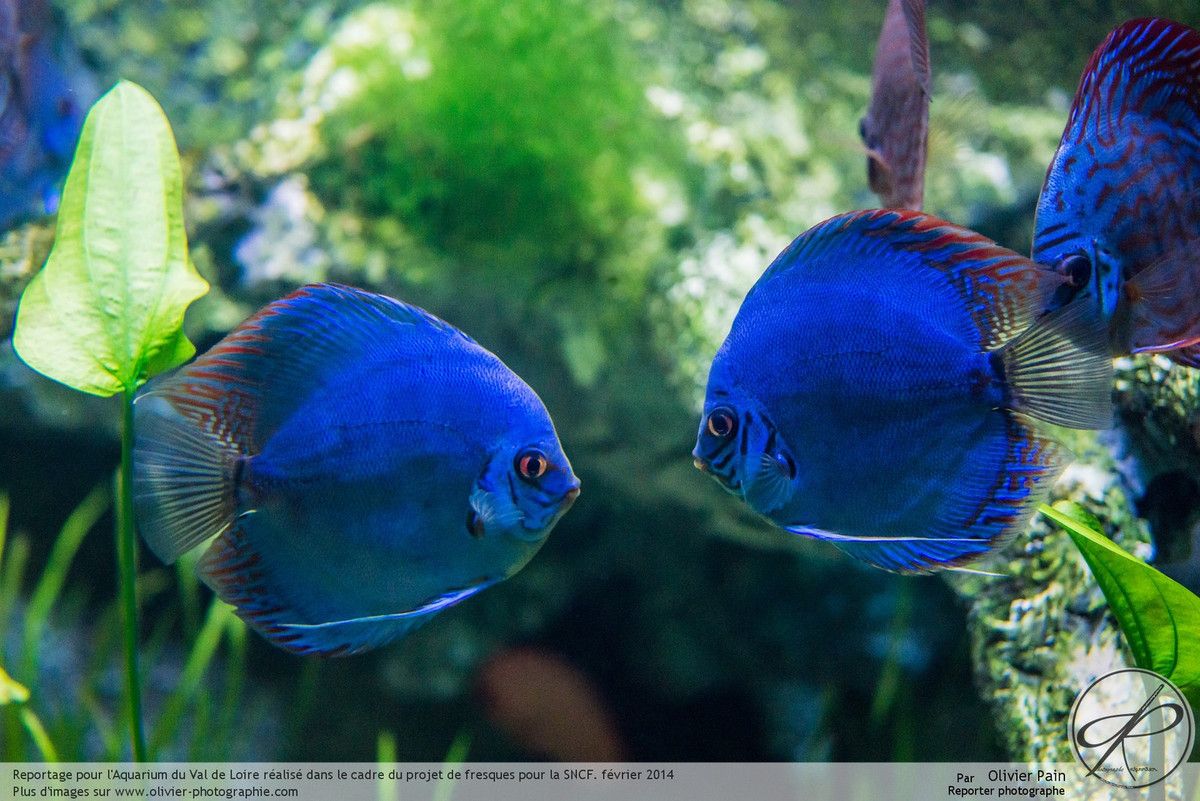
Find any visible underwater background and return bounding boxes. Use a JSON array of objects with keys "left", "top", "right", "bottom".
[{"left": 1, "top": 0, "right": 1199, "bottom": 764}]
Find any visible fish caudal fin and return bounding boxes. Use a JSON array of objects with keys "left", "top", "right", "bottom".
[
  {"left": 1000, "top": 300, "right": 1113, "bottom": 430},
  {"left": 198, "top": 524, "right": 484, "bottom": 657},
  {"left": 133, "top": 393, "right": 240, "bottom": 564}
]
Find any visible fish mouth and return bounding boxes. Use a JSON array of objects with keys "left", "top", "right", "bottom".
[
  {"left": 693, "top": 456, "right": 741, "bottom": 494},
  {"left": 562, "top": 484, "right": 581, "bottom": 509},
  {"left": 512, "top": 482, "right": 580, "bottom": 542}
]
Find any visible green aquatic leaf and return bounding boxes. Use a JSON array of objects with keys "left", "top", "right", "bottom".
[
  {"left": 12, "top": 80, "right": 208, "bottom": 397},
  {"left": 1041, "top": 502, "right": 1200, "bottom": 708}
]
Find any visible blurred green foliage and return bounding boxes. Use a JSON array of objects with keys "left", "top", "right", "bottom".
[{"left": 310, "top": 0, "right": 675, "bottom": 277}]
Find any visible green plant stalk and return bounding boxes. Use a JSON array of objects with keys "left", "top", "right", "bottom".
[
  {"left": 0, "top": 536, "right": 29, "bottom": 645},
  {"left": 21, "top": 485, "right": 109, "bottom": 685},
  {"left": 0, "top": 493, "right": 9, "bottom": 580},
  {"left": 432, "top": 728, "right": 473, "bottom": 801},
  {"left": 117, "top": 389, "right": 147, "bottom": 762}
]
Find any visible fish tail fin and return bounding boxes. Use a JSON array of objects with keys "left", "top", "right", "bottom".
[
  {"left": 803, "top": 414, "right": 1067, "bottom": 574},
  {"left": 1000, "top": 300, "right": 1113, "bottom": 430},
  {"left": 133, "top": 393, "right": 242, "bottom": 565}
]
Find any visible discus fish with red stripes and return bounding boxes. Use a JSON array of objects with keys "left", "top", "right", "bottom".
[
  {"left": 133, "top": 284, "right": 580, "bottom": 656},
  {"left": 693, "top": 210, "right": 1112, "bottom": 574},
  {"left": 1034, "top": 17, "right": 1200, "bottom": 365},
  {"left": 860, "top": 0, "right": 930, "bottom": 209}
]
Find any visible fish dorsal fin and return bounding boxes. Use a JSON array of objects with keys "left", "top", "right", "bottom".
[
  {"left": 901, "top": 0, "right": 930, "bottom": 97},
  {"left": 1068, "top": 18, "right": 1200, "bottom": 147},
  {"left": 147, "top": 283, "right": 471, "bottom": 454},
  {"left": 1033, "top": 19, "right": 1200, "bottom": 272},
  {"left": 757, "top": 209, "right": 1065, "bottom": 349}
]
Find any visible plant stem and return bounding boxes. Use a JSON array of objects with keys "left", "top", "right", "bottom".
[{"left": 118, "top": 389, "right": 147, "bottom": 761}]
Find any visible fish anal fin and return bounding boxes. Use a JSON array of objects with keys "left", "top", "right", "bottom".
[
  {"left": 198, "top": 525, "right": 484, "bottom": 657},
  {"left": 787, "top": 414, "right": 1066, "bottom": 574},
  {"left": 1162, "top": 343, "right": 1200, "bottom": 368}
]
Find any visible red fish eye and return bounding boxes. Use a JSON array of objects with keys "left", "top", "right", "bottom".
[
  {"left": 706, "top": 408, "right": 736, "bottom": 438},
  {"left": 516, "top": 449, "right": 548, "bottom": 480}
]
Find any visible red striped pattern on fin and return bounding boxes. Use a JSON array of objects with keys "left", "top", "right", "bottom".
[
  {"left": 761, "top": 209, "right": 1068, "bottom": 350},
  {"left": 1062, "top": 18, "right": 1200, "bottom": 153},
  {"left": 155, "top": 283, "right": 465, "bottom": 456}
]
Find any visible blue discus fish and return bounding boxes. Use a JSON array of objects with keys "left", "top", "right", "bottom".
[
  {"left": 134, "top": 284, "right": 580, "bottom": 656},
  {"left": 693, "top": 210, "right": 1112, "bottom": 574},
  {"left": 1034, "top": 18, "right": 1200, "bottom": 365}
]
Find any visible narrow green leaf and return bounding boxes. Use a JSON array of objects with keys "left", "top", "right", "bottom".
[
  {"left": 13, "top": 80, "right": 208, "bottom": 396},
  {"left": 19, "top": 707, "right": 60, "bottom": 762},
  {"left": 149, "top": 598, "right": 233, "bottom": 758},
  {"left": 22, "top": 485, "right": 110, "bottom": 684},
  {"left": 433, "top": 728, "right": 473, "bottom": 801},
  {"left": 1041, "top": 502, "right": 1200, "bottom": 708}
]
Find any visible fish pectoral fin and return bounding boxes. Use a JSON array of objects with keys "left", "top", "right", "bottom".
[
  {"left": 1120, "top": 239, "right": 1200, "bottom": 356},
  {"left": 469, "top": 487, "right": 523, "bottom": 531}
]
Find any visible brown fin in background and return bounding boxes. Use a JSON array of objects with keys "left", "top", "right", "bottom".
[
  {"left": 477, "top": 647, "right": 629, "bottom": 761},
  {"left": 861, "top": 0, "right": 930, "bottom": 209}
]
